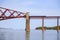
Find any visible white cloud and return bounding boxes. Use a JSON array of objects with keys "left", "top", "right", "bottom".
[
  {"left": 29, "top": 9, "right": 60, "bottom": 16},
  {"left": 20, "top": 1, "right": 34, "bottom": 6}
]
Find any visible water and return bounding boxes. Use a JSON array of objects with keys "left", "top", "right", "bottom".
[{"left": 0, "top": 29, "right": 60, "bottom": 40}]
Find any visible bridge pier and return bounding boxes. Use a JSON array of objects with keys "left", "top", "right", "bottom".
[
  {"left": 57, "top": 17, "right": 59, "bottom": 31},
  {"left": 26, "top": 12, "right": 30, "bottom": 32},
  {"left": 42, "top": 17, "right": 44, "bottom": 31}
]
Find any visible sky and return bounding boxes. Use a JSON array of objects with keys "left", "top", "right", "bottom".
[{"left": 0, "top": 0, "right": 60, "bottom": 29}]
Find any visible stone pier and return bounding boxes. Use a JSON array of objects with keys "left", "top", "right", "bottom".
[
  {"left": 42, "top": 17, "right": 44, "bottom": 31},
  {"left": 26, "top": 12, "right": 30, "bottom": 32}
]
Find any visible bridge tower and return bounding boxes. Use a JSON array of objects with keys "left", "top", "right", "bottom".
[{"left": 26, "top": 12, "right": 30, "bottom": 32}]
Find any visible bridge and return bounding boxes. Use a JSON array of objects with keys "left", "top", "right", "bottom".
[{"left": 0, "top": 7, "right": 60, "bottom": 32}]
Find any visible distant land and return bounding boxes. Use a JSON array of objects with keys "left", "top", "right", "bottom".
[
  {"left": 0, "top": 28, "right": 13, "bottom": 30},
  {"left": 36, "top": 26, "right": 60, "bottom": 30}
]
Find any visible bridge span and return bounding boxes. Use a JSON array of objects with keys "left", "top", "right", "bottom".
[{"left": 0, "top": 7, "right": 60, "bottom": 32}]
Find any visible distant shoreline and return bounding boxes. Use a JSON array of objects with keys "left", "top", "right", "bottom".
[{"left": 36, "top": 26, "right": 60, "bottom": 30}]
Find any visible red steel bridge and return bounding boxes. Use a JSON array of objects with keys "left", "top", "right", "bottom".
[{"left": 0, "top": 7, "right": 60, "bottom": 32}]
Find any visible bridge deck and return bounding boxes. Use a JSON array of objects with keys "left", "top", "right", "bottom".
[
  {"left": 0, "top": 16, "right": 60, "bottom": 20},
  {"left": 29, "top": 16, "right": 60, "bottom": 19}
]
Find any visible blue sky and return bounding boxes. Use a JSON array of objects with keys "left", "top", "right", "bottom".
[{"left": 0, "top": 0, "right": 60, "bottom": 29}]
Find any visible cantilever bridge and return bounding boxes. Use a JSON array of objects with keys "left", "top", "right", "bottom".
[{"left": 0, "top": 7, "right": 60, "bottom": 32}]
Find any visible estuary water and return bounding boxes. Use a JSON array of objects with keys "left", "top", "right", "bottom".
[{"left": 0, "top": 29, "right": 60, "bottom": 40}]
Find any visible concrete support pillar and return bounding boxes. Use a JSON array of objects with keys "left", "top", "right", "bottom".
[
  {"left": 42, "top": 17, "right": 44, "bottom": 40},
  {"left": 42, "top": 17, "right": 44, "bottom": 31},
  {"left": 26, "top": 12, "right": 30, "bottom": 32},
  {"left": 57, "top": 17, "right": 59, "bottom": 40},
  {"left": 57, "top": 17, "right": 59, "bottom": 30}
]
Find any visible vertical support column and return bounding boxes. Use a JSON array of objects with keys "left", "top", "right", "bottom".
[
  {"left": 26, "top": 12, "right": 30, "bottom": 32},
  {"left": 42, "top": 17, "right": 44, "bottom": 31},
  {"left": 57, "top": 17, "right": 59, "bottom": 31},
  {"left": 42, "top": 16, "right": 44, "bottom": 40},
  {"left": 57, "top": 17, "right": 59, "bottom": 40}
]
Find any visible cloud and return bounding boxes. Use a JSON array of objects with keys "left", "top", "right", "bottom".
[
  {"left": 29, "top": 9, "right": 60, "bottom": 16},
  {"left": 0, "top": 0, "right": 60, "bottom": 16},
  {"left": 0, "top": 0, "right": 34, "bottom": 12},
  {"left": 20, "top": 1, "right": 34, "bottom": 6}
]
